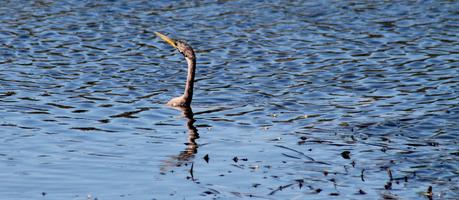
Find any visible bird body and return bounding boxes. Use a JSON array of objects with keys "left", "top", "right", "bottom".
[{"left": 155, "top": 32, "right": 196, "bottom": 107}]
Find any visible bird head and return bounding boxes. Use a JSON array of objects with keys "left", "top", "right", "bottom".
[{"left": 155, "top": 32, "right": 195, "bottom": 60}]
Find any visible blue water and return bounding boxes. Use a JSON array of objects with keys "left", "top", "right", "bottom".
[{"left": 1, "top": 0, "right": 458, "bottom": 199}]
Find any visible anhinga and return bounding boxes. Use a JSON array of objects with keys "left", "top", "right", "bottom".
[{"left": 155, "top": 32, "right": 196, "bottom": 107}]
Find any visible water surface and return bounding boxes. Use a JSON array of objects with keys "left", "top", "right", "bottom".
[{"left": 0, "top": 0, "right": 458, "bottom": 199}]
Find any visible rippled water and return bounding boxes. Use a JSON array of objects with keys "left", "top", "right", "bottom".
[{"left": 1, "top": 0, "right": 458, "bottom": 199}]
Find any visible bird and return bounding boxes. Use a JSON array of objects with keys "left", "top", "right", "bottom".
[{"left": 155, "top": 32, "right": 196, "bottom": 107}]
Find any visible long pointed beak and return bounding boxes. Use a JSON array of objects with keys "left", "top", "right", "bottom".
[{"left": 155, "top": 32, "right": 177, "bottom": 48}]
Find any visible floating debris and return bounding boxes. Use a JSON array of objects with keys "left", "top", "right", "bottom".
[
  {"left": 341, "top": 151, "right": 351, "bottom": 159},
  {"left": 387, "top": 168, "right": 393, "bottom": 181},
  {"left": 203, "top": 154, "right": 209, "bottom": 163},
  {"left": 275, "top": 145, "right": 315, "bottom": 161},
  {"left": 295, "top": 179, "right": 304, "bottom": 189},
  {"left": 268, "top": 183, "right": 295, "bottom": 195}
]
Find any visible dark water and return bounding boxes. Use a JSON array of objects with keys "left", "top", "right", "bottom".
[{"left": 1, "top": 0, "right": 458, "bottom": 199}]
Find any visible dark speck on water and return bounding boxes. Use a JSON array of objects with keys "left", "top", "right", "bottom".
[
  {"left": 341, "top": 150, "right": 351, "bottom": 159},
  {"left": 0, "top": 0, "right": 458, "bottom": 199}
]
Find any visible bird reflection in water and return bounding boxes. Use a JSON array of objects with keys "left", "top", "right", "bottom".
[{"left": 160, "top": 106, "right": 199, "bottom": 172}]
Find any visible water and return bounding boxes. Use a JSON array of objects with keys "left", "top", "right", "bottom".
[{"left": 1, "top": 0, "right": 458, "bottom": 199}]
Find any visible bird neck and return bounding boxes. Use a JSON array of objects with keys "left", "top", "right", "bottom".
[{"left": 183, "top": 57, "right": 196, "bottom": 104}]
